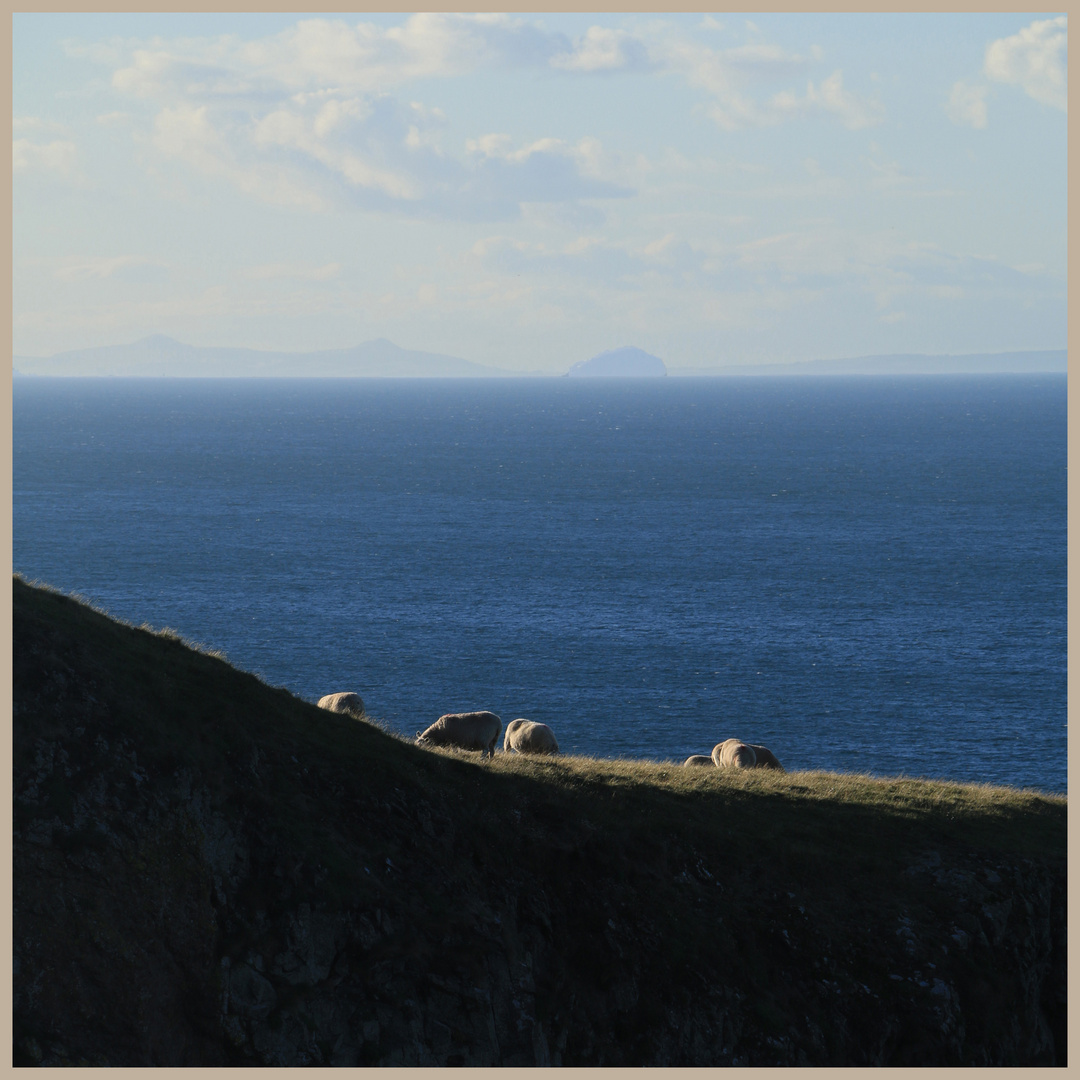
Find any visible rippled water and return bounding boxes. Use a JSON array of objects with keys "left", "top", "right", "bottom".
[{"left": 13, "top": 375, "right": 1066, "bottom": 793}]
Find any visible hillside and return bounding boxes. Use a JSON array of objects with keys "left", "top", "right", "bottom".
[{"left": 12, "top": 577, "right": 1066, "bottom": 1066}]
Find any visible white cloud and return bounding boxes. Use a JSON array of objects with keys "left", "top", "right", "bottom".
[
  {"left": 61, "top": 37, "right": 129, "bottom": 66},
  {"left": 644, "top": 27, "right": 880, "bottom": 132},
  {"left": 97, "top": 16, "right": 886, "bottom": 170},
  {"left": 90, "top": 18, "right": 633, "bottom": 221},
  {"left": 551, "top": 27, "right": 650, "bottom": 72},
  {"left": 705, "top": 94, "right": 776, "bottom": 131},
  {"left": 945, "top": 81, "right": 988, "bottom": 129},
  {"left": 207, "top": 13, "right": 564, "bottom": 94},
  {"left": 460, "top": 213, "right": 1056, "bottom": 338},
  {"left": 52, "top": 254, "right": 167, "bottom": 282},
  {"left": 40, "top": 15, "right": 886, "bottom": 230},
  {"left": 862, "top": 145, "right": 922, "bottom": 193},
  {"left": 466, "top": 133, "right": 563, "bottom": 163},
  {"left": 12, "top": 138, "right": 77, "bottom": 175},
  {"left": 984, "top": 16, "right": 1067, "bottom": 111},
  {"left": 13, "top": 116, "right": 71, "bottom": 134},
  {"left": 252, "top": 102, "right": 424, "bottom": 201},
  {"left": 244, "top": 261, "right": 341, "bottom": 281},
  {"left": 723, "top": 42, "right": 811, "bottom": 76},
  {"left": 657, "top": 36, "right": 792, "bottom": 100},
  {"left": 553, "top": 23, "right": 880, "bottom": 132},
  {"left": 808, "top": 70, "right": 884, "bottom": 129},
  {"left": 642, "top": 232, "right": 676, "bottom": 257},
  {"left": 706, "top": 69, "right": 882, "bottom": 131},
  {"left": 151, "top": 103, "right": 330, "bottom": 211},
  {"left": 943, "top": 17, "right": 1065, "bottom": 130}
]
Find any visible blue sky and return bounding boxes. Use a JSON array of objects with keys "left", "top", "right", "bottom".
[{"left": 13, "top": 12, "right": 1067, "bottom": 371}]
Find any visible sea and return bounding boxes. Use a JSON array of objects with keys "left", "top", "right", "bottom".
[{"left": 13, "top": 375, "right": 1067, "bottom": 794}]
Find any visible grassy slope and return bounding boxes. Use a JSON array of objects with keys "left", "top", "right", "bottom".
[
  {"left": 15, "top": 574, "right": 1063, "bottom": 870},
  {"left": 12, "top": 576, "right": 1067, "bottom": 1065}
]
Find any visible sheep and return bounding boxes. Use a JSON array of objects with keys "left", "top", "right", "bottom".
[
  {"left": 711, "top": 739, "right": 758, "bottom": 769},
  {"left": 417, "top": 711, "right": 501, "bottom": 759},
  {"left": 317, "top": 692, "right": 365, "bottom": 718},
  {"left": 746, "top": 743, "right": 785, "bottom": 772},
  {"left": 503, "top": 719, "right": 559, "bottom": 755},
  {"left": 682, "top": 755, "right": 714, "bottom": 767}
]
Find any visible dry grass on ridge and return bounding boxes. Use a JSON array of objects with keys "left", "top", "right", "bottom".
[
  {"left": 386, "top": 738, "right": 1062, "bottom": 864},
  {"left": 408, "top": 740, "right": 1065, "bottom": 813},
  {"left": 394, "top": 741, "right": 1064, "bottom": 861}
]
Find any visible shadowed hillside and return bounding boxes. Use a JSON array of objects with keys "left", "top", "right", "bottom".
[{"left": 13, "top": 577, "right": 1066, "bottom": 1066}]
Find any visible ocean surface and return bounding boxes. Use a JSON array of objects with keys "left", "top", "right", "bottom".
[{"left": 13, "top": 375, "right": 1067, "bottom": 794}]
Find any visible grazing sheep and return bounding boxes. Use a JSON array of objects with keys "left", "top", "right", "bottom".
[
  {"left": 317, "top": 692, "right": 365, "bottom": 718},
  {"left": 503, "top": 719, "right": 559, "bottom": 755},
  {"left": 682, "top": 755, "right": 714, "bottom": 767},
  {"left": 746, "top": 743, "right": 785, "bottom": 772},
  {"left": 711, "top": 739, "right": 758, "bottom": 769},
  {"left": 417, "top": 711, "right": 501, "bottom": 759}
]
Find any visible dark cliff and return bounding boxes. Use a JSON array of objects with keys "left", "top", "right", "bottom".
[{"left": 13, "top": 578, "right": 1066, "bottom": 1066}]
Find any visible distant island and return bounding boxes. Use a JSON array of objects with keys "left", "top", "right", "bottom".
[{"left": 566, "top": 346, "right": 667, "bottom": 377}]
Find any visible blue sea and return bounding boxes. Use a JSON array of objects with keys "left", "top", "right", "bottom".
[{"left": 13, "top": 375, "right": 1067, "bottom": 794}]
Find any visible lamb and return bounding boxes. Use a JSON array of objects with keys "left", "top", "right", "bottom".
[
  {"left": 682, "top": 755, "right": 714, "bottom": 767},
  {"left": 317, "top": 692, "right": 365, "bottom": 718},
  {"left": 503, "top": 719, "right": 559, "bottom": 755},
  {"left": 416, "top": 711, "right": 501, "bottom": 759}
]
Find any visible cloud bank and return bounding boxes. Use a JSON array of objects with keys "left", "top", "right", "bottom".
[
  {"left": 56, "top": 15, "right": 886, "bottom": 220},
  {"left": 947, "top": 16, "right": 1066, "bottom": 128}
]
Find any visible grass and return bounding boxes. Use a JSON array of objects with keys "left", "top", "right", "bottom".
[
  {"left": 13, "top": 572, "right": 1065, "bottom": 869},
  {"left": 470, "top": 747, "right": 1066, "bottom": 860},
  {"left": 16, "top": 574, "right": 233, "bottom": 661}
]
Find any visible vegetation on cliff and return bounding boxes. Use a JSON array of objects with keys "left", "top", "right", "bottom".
[{"left": 13, "top": 576, "right": 1066, "bottom": 1066}]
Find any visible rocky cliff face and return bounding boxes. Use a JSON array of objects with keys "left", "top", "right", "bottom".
[{"left": 12, "top": 581, "right": 1066, "bottom": 1066}]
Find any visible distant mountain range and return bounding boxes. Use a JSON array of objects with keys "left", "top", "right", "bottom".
[
  {"left": 669, "top": 350, "right": 1067, "bottom": 376},
  {"left": 11, "top": 338, "right": 1067, "bottom": 379},
  {"left": 11, "top": 336, "right": 537, "bottom": 378}
]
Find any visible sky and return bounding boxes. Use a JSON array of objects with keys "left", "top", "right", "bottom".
[{"left": 12, "top": 11, "right": 1068, "bottom": 372}]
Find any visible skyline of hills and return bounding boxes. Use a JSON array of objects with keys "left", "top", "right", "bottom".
[
  {"left": 13, "top": 336, "right": 1067, "bottom": 378},
  {"left": 12, "top": 335, "right": 532, "bottom": 378}
]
